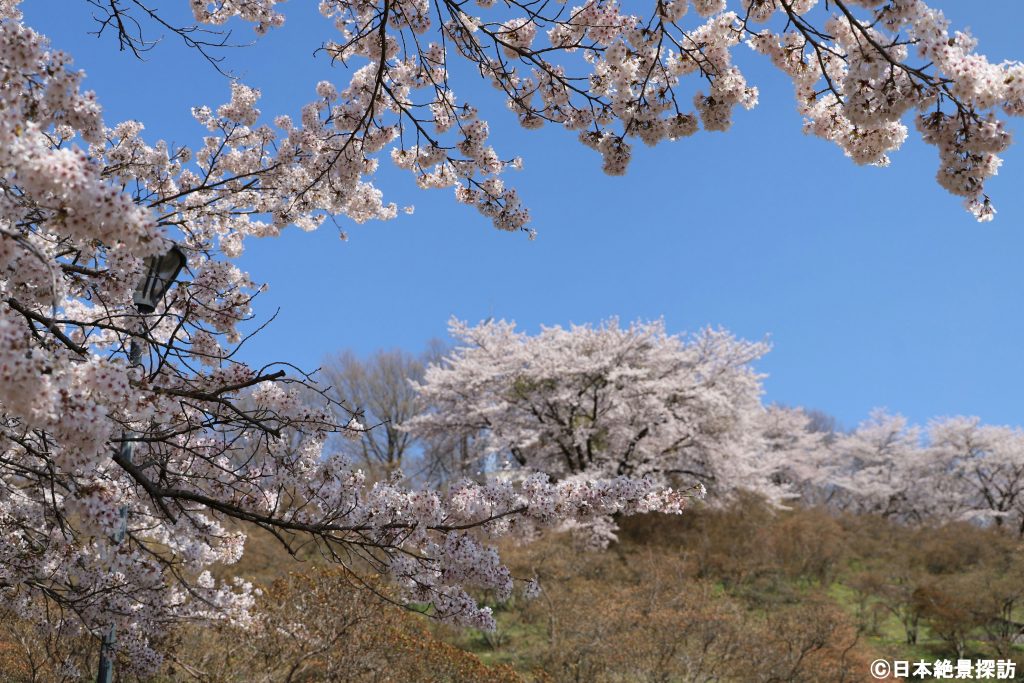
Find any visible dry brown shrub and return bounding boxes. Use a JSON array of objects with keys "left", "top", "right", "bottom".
[
  {"left": 0, "top": 605, "right": 97, "bottom": 682},
  {"left": 162, "top": 565, "right": 523, "bottom": 682},
  {"left": 494, "top": 533, "right": 874, "bottom": 683}
]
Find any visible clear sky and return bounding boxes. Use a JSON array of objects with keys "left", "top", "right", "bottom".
[{"left": 22, "top": 1, "right": 1024, "bottom": 431}]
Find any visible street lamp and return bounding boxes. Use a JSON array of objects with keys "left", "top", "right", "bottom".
[{"left": 97, "top": 244, "right": 185, "bottom": 683}]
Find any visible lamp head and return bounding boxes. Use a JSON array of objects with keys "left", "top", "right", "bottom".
[{"left": 133, "top": 245, "right": 186, "bottom": 314}]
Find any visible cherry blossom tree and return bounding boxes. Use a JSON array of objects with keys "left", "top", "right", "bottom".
[
  {"left": 756, "top": 404, "right": 832, "bottom": 503},
  {"left": 406, "top": 319, "right": 787, "bottom": 511},
  {"left": 925, "top": 416, "right": 1024, "bottom": 533},
  {"left": 816, "top": 410, "right": 924, "bottom": 518}
]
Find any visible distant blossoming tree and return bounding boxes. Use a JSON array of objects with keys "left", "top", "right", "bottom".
[
  {"left": 923, "top": 416, "right": 1024, "bottom": 532},
  {"left": 756, "top": 403, "right": 831, "bottom": 502},
  {"left": 407, "top": 319, "right": 791, "bottom": 505},
  {"left": 819, "top": 410, "right": 925, "bottom": 518}
]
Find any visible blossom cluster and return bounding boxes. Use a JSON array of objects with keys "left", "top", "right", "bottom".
[
  {"left": 297, "top": 0, "right": 1024, "bottom": 220},
  {"left": 747, "top": 0, "right": 1019, "bottom": 219}
]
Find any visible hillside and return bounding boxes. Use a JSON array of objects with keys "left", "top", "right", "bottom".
[{"left": 5, "top": 497, "right": 1020, "bottom": 681}]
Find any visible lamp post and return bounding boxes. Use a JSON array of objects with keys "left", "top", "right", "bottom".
[{"left": 96, "top": 245, "right": 185, "bottom": 683}]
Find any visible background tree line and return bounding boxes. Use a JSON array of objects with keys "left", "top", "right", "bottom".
[{"left": 325, "top": 319, "right": 1024, "bottom": 539}]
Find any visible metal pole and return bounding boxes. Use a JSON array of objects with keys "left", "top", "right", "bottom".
[{"left": 96, "top": 337, "right": 142, "bottom": 683}]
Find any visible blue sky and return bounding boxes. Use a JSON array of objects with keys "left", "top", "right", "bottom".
[{"left": 23, "top": 1, "right": 1024, "bottom": 431}]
